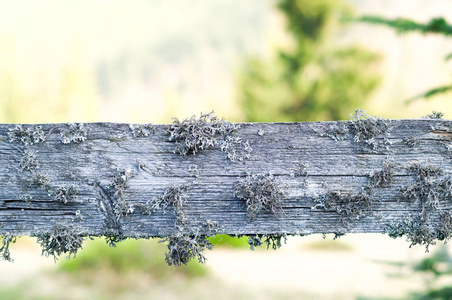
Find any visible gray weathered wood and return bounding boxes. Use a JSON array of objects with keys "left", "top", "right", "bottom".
[{"left": 0, "top": 118, "right": 451, "bottom": 239}]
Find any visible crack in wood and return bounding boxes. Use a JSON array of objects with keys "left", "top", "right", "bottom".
[
  {"left": 95, "top": 181, "right": 121, "bottom": 232},
  {"left": 430, "top": 130, "right": 452, "bottom": 140}
]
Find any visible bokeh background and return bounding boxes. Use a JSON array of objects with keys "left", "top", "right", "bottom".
[{"left": 1, "top": 0, "right": 452, "bottom": 299}]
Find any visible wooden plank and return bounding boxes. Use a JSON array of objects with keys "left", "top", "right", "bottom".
[{"left": 1, "top": 113, "right": 452, "bottom": 263}]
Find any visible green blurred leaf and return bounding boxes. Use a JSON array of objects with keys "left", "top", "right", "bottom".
[
  {"left": 405, "top": 85, "right": 452, "bottom": 104},
  {"left": 356, "top": 16, "right": 452, "bottom": 36}
]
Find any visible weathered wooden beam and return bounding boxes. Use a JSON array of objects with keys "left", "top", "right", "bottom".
[{"left": 1, "top": 111, "right": 452, "bottom": 263}]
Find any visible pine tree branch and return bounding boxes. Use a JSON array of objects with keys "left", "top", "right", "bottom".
[
  {"left": 356, "top": 16, "right": 452, "bottom": 36},
  {"left": 405, "top": 85, "right": 452, "bottom": 104}
]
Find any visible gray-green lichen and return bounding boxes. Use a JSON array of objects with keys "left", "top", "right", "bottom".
[
  {"left": 111, "top": 169, "right": 134, "bottom": 220},
  {"left": 20, "top": 150, "right": 39, "bottom": 172},
  {"left": 248, "top": 235, "right": 263, "bottom": 250},
  {"left": 75, "top": 210, "right": 84, "bottom": 221},
  {"left": 386, "top": 217, "right": 436, "bottom": 252},
  {"left": 387, "top": 161, "right": 452, "bottom": 251},
  {"left": 104, "top": 229, "right": 125, "bottom": 247},
  {"left": 313, "top": 187, "right": 373, "bottom": 224},
  {"left": 51, "top": 186, "right": 79, "bottom": 204},
  {"left": 34, "top": 223, "right": 85, "bottom": 261},
  {"left": 290, "top": 163, "right": 308, "bottom": 177},
  {"left": 247, "top": 234, "right": 287, "bottom": 250},
  {"left": 161, "top": 232, "right": 213, "bottom": 266},
  {"left": 402, "top": 136, "right": 419, "bottom": 148},
  {"left": 29, "top": 173, "right": 50, "bottom": 189},
  {"left": 234, "top": 173, "right": 284, "bottom": 220},
  {"left": 370, "top": 156, "right": 394, "bottom": 187},
  {"left": 129, "top": 124, "right": 155, "bottom": 137},
  {"left": 438, "top": 211, "right": 452, "bottom": 241},
  {"left": 0, "top": 235, "right": 17, "bottom": 262},
  {"left": 61, "top": 123, "right": 87, "bottom": 144},
  {"left": 168, "top": 111, "right": 236, "bottom": 155},
  {"left": 220, "top": 136, "right": 252, "bottom": 162},
  {"left": 139, "top": 184, "right": 188, "bottom": 216},
  {"left": 423, "top": 111, "right": 444, "bottom": 119},
  {"left": 317, "top": 123, "right": 349, "bottom": 141},
  {"left": 348, "top": 109, "right": 391, "bottom": 149},
  {"left": 401, "top": 163, "right": 452, "bottom": 218},
  {"left": 161, "top": 220, "right": 219, "bottom": 267},
  {"left": 8, "top": 125, "right": 46, "bottom": 145},
  {"left": 316, "top": 109, "right": 391, "bottom": 150}
]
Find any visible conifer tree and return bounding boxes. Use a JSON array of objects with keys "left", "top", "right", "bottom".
[
  {"left": 237, "top": 0, "right": 381, "bottom": 122},
  {"left": 357, "top": 15, "right": 452, "bottom": 103}
]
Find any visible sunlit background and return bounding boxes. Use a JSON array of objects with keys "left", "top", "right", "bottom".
[{"left": 1, "top": 0, "right": 452, "bottom": 299}]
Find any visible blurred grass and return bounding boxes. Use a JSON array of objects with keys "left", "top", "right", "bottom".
[
  {"left": 0, "top": 236, "right": 309, "bottom": 300},
  {"left": 209, "top": 234, "right": 249, "bottom": 249},
  {"left": 58, "top": 238, "right": 207, "bottom": 279}
]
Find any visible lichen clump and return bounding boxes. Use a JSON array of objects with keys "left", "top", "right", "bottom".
[
  {"left": 29, "top": 173, "right": 50, "bottom": 189},
  {"left": 348, "top": 109, "right": 390, "bottom": 147},
  {"left": 61, "top": 123, "right": 87, "bottom": 144},
  {"left": 161, "top": 233, "right": 213, "bottom": 266},
  {"left": 0, "top": 235, "right": 17, "bottom": 262},
  {"left": 423, "top": 111, "right": 444, "bottom": 119},
  {"left": 161, "top": 220, "right": 220, "bottom": 266},
  {"left": 35, "top": 224, "right": 85, "bottom": 260},
  {"left": 129, "top": 124, "right": 155, "bottom": 137},
  {"left": 316, "top": 109, "right": 390, "bottom": 149},
  {"left": 220, "top": 136, "right": 252, "bottom": 162},
  {"left": 386, "top": 217, "right": 436, "bottom": 252},
  {"left": 20, "top": 150, "right": 39, "bottom": 172},
  {"left": 401, "top": 163, "right": 452, "bottom": 217},
  {"left": 168, "top": 111, "right": 236, "bottom": 155},
  {"left": 140, "top": 185, "right": 188, "bottom": 215},
  {"left": 247, "top": 234, "right": 287, "bottom": 251},
  {"left": 111, "top": 169, "right": 134, "bottom": 220},
  {"left": 8, "top": 125, "right": 46, "bottom": 145},
  {"left": 234, "top": 173, "right": 284, "bottom": 219},
  {"left": 51, "top": 186, "right": 79, "bottom": 204},
  {"left": 388, "top": 162, "right": 452, "bottom": 251},
  {"left": 370, "top": 157, "right": 394, "bottom": 187},
  {"left": 313, "top": 188, "right": 373, "bottom": 224}
]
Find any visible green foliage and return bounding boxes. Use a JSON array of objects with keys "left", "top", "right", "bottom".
[
  {"left": 356, "top": 16, "right": 452, "bottom": 36},
  {"left": 238, "top": 0, "right": 381, "bottom": 122},
  {"left": 58, "top": 238, "right": 207, "bottom": 279},
  {"left": 407, "top": 246, "right": 452, "bottom": 299},
  {"left": 357, "top": 15, "right": 452, "bottom": 103},
  {"left": 209, "top": 234, "right": 249, "bottom": 249}
]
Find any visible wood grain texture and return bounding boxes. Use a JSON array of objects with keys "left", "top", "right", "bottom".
[{"left": 0, "top": 119, "right": 451, "bottom": 238}]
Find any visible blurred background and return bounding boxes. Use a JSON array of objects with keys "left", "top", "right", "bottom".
[{"left": 1, "top": 0, "right": 452, "bottom": 299}]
